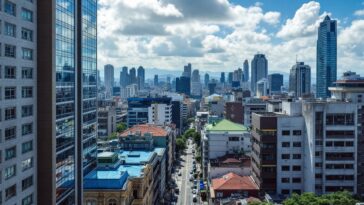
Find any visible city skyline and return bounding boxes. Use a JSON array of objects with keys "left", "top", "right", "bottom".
[{"left": 98, "top": 0, "right": 364, "bottom": 76}]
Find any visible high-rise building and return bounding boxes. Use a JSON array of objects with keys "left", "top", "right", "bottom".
[
  {"left": 0, "top": 1, "right": 37, "bottom": 204},
  {"left": 137, "top": 66, "right": 145, "bottom": 90},
  {"left": 268, "top": 73, "right": 283, "bottom": 94},
  {"left": 204, "top": 73, "right": 210, "bottom": 87},
  {"left": 256, "top": 78, "right": 269, "bottom": 97},
  {"left": 289, "top": 62, "right": 311, "bottom": 97},
  {"left": 154, "top": 74, "right": 159, "bottom": 86},
  {"left": 120, "top": 66, "right": 129, "bottom": 88},
  {"left": 176, "top": 76, "right": 191, "bottom": 96},
  {"left": 129, "top": 67, "right": 137, "bottom": 84},
  {"left": 182, "top": 63, "right": 192, "bottom": 78},
  {"left": 233, "top": 68, "right": 243, "bottom": 82},
  {"left": 191, "top": 70, "right": 202, "bottom": 97},
  {"left": 243, "top": 60, "right": 249, "bottom": 82},
  {"left": 38, "top": 0, "right": 98, "bottom": 204},
  {"left": 104, "top": 64, "right": 114, "bottom": 96},
  {"left": 220, "top": 72, "right": 225, "bottom": 84},
  {"left": 228, "top": 72, "right": 233, "bottom": 84},
  {"left": 316, "top": 15, "right": 337, "bottom": 98},
  {"left": 251, "top": 54, "right": 268, "bottom": 95}
]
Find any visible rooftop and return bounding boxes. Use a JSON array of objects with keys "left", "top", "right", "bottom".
[
  {"left": 210, "top": 154, "right": 251, "bottom": 167},
  {"left": 206, "top": 119, "right": 248, "bottom": 132},
  {"left": 211, "top": 172, "right": 259, "bottom": 191},
  {"left": 119, "top": 150, "right": 156, "bottom": 165},
  {"left": 119, "top": 124, "right": 168, "bottom": 137},
  {"left": 98, "top": 151, "right": 116, "bottom": 158}
]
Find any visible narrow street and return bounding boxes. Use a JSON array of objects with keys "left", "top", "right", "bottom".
[{"left": 176, "top": 139, "right": 198, "bottom": 205}]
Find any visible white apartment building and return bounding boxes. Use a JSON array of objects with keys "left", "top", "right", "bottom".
[
  {"left": 148, "top": 103, "right": 172, "bottom": 125},
  {"left": 0, "top": 0, "right": 37, "bottom": 204},
  {"left": 243, "top": 98, "right": 266, "bottom": 127}
]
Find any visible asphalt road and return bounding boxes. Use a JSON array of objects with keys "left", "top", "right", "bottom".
[{"left": 176, "top": 140, "right": 196, "bottom": 205}]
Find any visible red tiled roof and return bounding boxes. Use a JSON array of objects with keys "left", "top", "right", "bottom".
[
  {"left": 119, "top": 124, "right": 168, "bottom": 137},
  {"left": 222, "top": 158, "right": 241, "bottom": 164},
  {"left": 212, "top": 172, "right": 259, "bottom": 191}
]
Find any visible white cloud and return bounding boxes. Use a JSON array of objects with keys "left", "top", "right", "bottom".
[
  {"left": 277, "top": 1, "right": 322, "bottom": 39},
  {"left": 354, "top": 9, "right": 364, "bottom": 16}
]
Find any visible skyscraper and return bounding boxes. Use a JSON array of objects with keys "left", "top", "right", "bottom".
[
  {"left": 38, "top": 0, "right": 98, "bottom": 204},
  {"left": 191, "top": 70, "right": 202, "bottom": 97},
  {"left": 129, "top": 67, "right": 137, "bottom": 84},
  {"left": 204, "top": 73, "right": 210, "bottom": 87},
  {"left": 0, "top": 1, "right": 37, "bottom": 204},
  {"left": 154, "top": 74, "right": 159, "bottom": 86},
  {"left": 289, "top": 62, "right": 311, "bottom": 97},
  {"left": 228, "top": 72, "right": 233, "bottom": 84},
  {"left": 182, "top": 63, "right": 192, "bottom": 78},
  {"left": 176, "top": 76, "right": 191, "bottom": 96},
  {"left": 251, "top": 54, "right": 268, "bottom": 95},
  {"left": 137, "top": 66, "right": 145, "bottom": 90},
  {"left": 316, "top": 15, "right": 337, "bottom": 98},
  {"left": 243, "top": 59, "right": 249, "bottom": 82},
  {"left": 104, "top": 64, "right": 114, "bottom": 96},
  {"left": 220, "top": 72, "right": 225, "bottom": 84},
  {"left": 120, "top": 66, "right": 129, "bottom": 87},
  {"left": 268, "top": 73, "right": 283, "bottom": 94}
]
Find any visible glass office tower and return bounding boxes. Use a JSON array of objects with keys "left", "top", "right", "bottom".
[{"left": 37, "top": 0, "right": 97, "bottom": 204}]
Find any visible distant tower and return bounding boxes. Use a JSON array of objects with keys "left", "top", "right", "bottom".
[
  {"left": 104, "top": 64, "right": 114, "bottom": 95},
  {"left": 120, "top": 66, "right": 129, "bottom": 87},
  {"left": 204, "top": 73, "right": 210, "bottom": 87},
  {"left": 243, "top": 59, "right": 249, "bottom": 82},
  {"left": 137, "top": 66, "right": 145, "bottom": 90},
  {"left": 289, "top": 62, "right": 311, "bottom": 97},
  {"left": 316, "top": 15, "right": 337, "bottom": 98},
  {"left": 251, "top": 54, "right": 268, "bottom": 95},
  {"left": 268, "top": 73, "right": 283, "bottom": 94},
  {"left": 228, "top": 72, "right": 233, "bottom": 84},
  {"left": 154, "top": 74, "right": 159, "bottom": 86},
  {"left": 182, "top": 63, "right": 192, "bottom": 78},
  {"left": 220, "top": 72, "right": 225, "bottom": 84},
  {"left": 129, "top": 67, "right": 137, "bottom": 84}
]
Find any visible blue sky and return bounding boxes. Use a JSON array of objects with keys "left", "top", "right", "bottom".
[{"left": 98, "top": 0, "right": 364, "bottom": 77}]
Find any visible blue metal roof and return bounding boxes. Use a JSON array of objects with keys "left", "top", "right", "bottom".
[{"left": 119, "top": 150, "right": 155, "bottom": 165}]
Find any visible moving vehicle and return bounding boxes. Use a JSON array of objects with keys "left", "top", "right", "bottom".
[{"left": 193, "top": 195, "right": 197, "bottom": 203}]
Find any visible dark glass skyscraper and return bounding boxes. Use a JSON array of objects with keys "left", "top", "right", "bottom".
[
  {"left": 38, "top": 0, "right": 97, "bottom": 204},
  {"left": 289, "top": 62, "right": 311, "bottom": 97},
  {"left": 243, "top": 59, "right": 249, "bottom": 82},
  {"left": 220, "top": 72, "right": 225, "bottom": 84},
  {"left": 268, "top": 73, "right": 283, "bottom": 94},
  {"left": 316, "top": 15, "right": 337, "bottom": 98},
  {"left": 137, "top": 66, "right": 145, "bottom": 90}
]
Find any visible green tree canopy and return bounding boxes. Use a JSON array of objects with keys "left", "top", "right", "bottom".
[
  {"left": 283, "top": 191, "right": 358, "bottom": 205},
  {"left": 116, "top": 122, "right": 127, "bottom": 133}
]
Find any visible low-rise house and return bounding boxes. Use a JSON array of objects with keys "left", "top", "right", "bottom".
[
  {"left": 208, "top": 154, "right": 251, "bottom": 180},
  {"left": 210, "top": 172, "right": 259, "bottom": 201}
]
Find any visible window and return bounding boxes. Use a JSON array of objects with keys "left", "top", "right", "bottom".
[
  {"left": 292, "top": 165, "right": 301, "bottom": 171},
  {"left": 315, "top": 151, "right": 321, "bottom": 157},
  {"left": 5, "top": 126, "right": 16, "bottom": 141},
  {"left": 21, "top": 158, "right": 33, "bottom": 171},
  {"left": 5, "top": 87, "right": 16, "bottom": 99},
  {"left": 228, "top": 137, "right": 239, "bottom": 141},
  {"left": 5, "top": 146, "right": 16, "bottom": 160},
  {"left": 293, "top": 142, "right": 301, "bottom": 147},
  {"left": 281, "top": 154, "right": 290, "bottom": 159},
  {"left": 22, "top": 86, "right": 33, "bottom": 98},
  {"left": 21, "top": 8, "right": 33, "bottom": 22},
  {"left": 5, "top": 107, "right": 16, "bottom": 120},
  {"left": 4, "top": 66, "right": 16, "bottom": 78},
  {"left": 22, "top": 105, "right": 33, "bottom": 117},
  {"left": 293, "top": 130, "right": 302, "bottom": 136},
  {"left": 21, "top": 28, "right": 33, "bottom": 41},
  {"left": 281, "top": 189, "right": 290, "bottom": 195},
  {"left": 293, "top": 154, "right": 301, "bottom": 159},
  {"left": 282, "top": 166, "right": 290, "bottom": 171},
  {"left": 5, "top": 184, "right": 16, "bottom": 201},
  {"left": 292, "top": 178, "right": 301, "bottom": 183},
  {"left": 282, "top": 142, "right": 290, "bottom": 147},
  {"left": 108, "top": 199, "right": 117, "bottom": 205},
  {"left": 22, "top": 194, "right": 33, "bottom": 205},
  {"left": 4, "top": 165, "right": 16, "bottom": 180},
  {"left": 22, "top": 67, "right": 33, "bottom": 79},
  {"left": 22, "top": 48, "right": 33, "bottom": 60},
  {"left": 4, "top": 0, "right": 16, "bottom": 16},
  {"left": 22, "top": 140, "right": 32, "bottom": 153},
  {"left": 281, "top": 178, "right": 290, "bottom": 183},
  {"left": 315, "top": 163, "right": 322, "bottom": 168},
  {"left": 282, "top": 130, "right": 290, "bottom": 136},
  {"left": 4, "top": 44, "right": 16, "bottom": 58},
  {"left": 22, "top": 175, "right": 33, "bottom": 191},
  {"left": 4, "top": 22, "right": 16, "bottom": 37},
  {"left": 22, "top": 123, "right": 32, "bottom": 136}
]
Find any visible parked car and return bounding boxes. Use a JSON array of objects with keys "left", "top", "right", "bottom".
[{"left": 193, "top": 195, "right": 197, "bottom": 203}]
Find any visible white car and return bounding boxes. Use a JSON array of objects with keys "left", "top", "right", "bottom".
[{"left": 192, "top": 189, "right": 197, "bottom": 194}]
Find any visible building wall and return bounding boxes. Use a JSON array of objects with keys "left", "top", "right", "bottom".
[
  {"left": 0, "top": 1, "right": 37, "bottom": 204},
  {"left": 225, "top": 102, "right": 243, "bottom": 124},
  {"left": 209, "top": 166, "right": 251, "bottom": 179},
  {"left": 207, "top": 131, "right": 251, "bottom": 159}
]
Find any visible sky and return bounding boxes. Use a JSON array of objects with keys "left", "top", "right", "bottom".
[{"left": 98, "top": 0, "right": 364, "bottom": 77}]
